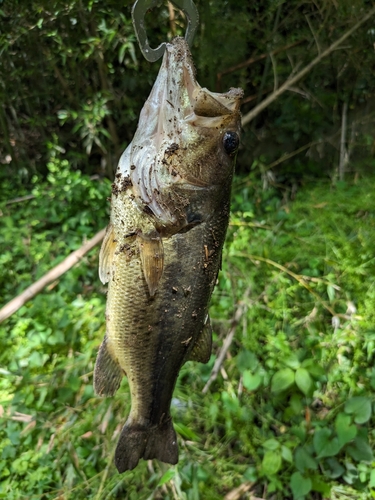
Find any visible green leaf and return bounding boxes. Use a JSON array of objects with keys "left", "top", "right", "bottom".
[
  {"left": 28, "top": 351, "right": 48, "bottom": 368},
  {"left": 281, "top": 445, "right": 293, "bottom": 463},
  {"left": 68, "top": 376, "right": 81, "bottom": 391},
  {"left": 327, "top": 284, "right": 335, "bottom": 302},
  {"left": 301, "top": 359, "right": 326, "bottom": 378},
  {"left": 262, "top": 450, "right": 282, "bottom": 475},
  {"left": 284, "top": 354, "right": 300, "bottom": 370},
  {"left": 243, "top": 466, "right": 257, "bottom": 482},
  {"left": 271, "top": 368, "right": 295, "bottom": 393},
  {"left": 157, "top": 468, "right": 175, "bottom": 486},
  {"left": 289, "top": 393, "right": 303, "bottom": 415},
  {"left": 236, "top": 350, "right": 258, "bottom": 372},
  {"left": 335, "top": 413, "right": 357, "bottom": 446},
  {"left": 295, "top": 368, "right": 313, "bottom": 395},
  {"left": 369, "top": 469, "right": 375, "bottom": 488},
  {"left": 262, "top": 438, "right": 280, "bottom": 451},
  {"left": 294, "top": 447, "right": 318, "bottom": 473},
  {"left": 325, "top": 458, "right": 345, "bottom": 479},
  {"left": 344, "top": 396, "right": 372, "bottom": 424},
  {"left": 313, "top": 428, "right": 341, "bottom": 459},
  {"left": 346, "top": 436, "right": 373, "bottom": 462},
  {"left": 118, "top": 43, "right": 127, "bottom": 64},
  {"left": 343, "top": 462, "right": 359, "bottom": 485},
  {"left": 310, "top": 476, "right": 331, "bottom": 496},
  {"left": 174, "top": 423, "right": 199, "bottom": 441},
  {"left": 243, "top": 370, "right": 262, "bottom": 391},
  {"left": 290, "top": 472, "right": 312, "bottom": 499}
]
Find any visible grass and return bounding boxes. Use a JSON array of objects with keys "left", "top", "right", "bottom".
[{"left": 0, "top": 166, "right": 375, "bottom": 499}]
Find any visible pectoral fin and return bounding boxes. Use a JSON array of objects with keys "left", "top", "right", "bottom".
[
  {"left": 137, "top": 231, "right": 164, "bottom": 297},
  {"left": 99, "top": 224, "right": 117, "bottom": 284},
  {"left": 94, "top": 336, "right": 124, "bottom": 396},
  {"left": 187, "top": 315, "right": 212, "bottom": 363}
]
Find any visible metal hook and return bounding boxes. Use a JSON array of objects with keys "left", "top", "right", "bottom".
[{"left": 131, "top": 0, "right": 199, "bottom": 62}]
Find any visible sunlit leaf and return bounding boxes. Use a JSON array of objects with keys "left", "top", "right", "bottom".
[{"left": 271, "top": 368, "right": 295, "bottom": 393}]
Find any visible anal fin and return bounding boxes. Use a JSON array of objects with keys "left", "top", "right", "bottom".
[
  {"left": 187, "top": 315, "right": 212, "bottom": 363},
  {"left": 94, "top": 336, "right": 124, "bottom": 396},
  {"left": 137, "top": 231, "right": 164, "bottom": 297},
  {"left": 99, "top": 224, "right": 117, "bottom": 284}
]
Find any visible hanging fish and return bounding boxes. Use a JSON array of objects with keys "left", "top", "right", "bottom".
[{"left": 94, "top": 36, "right": 243, "bottom": 472}]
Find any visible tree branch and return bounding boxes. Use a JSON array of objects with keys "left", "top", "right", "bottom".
[
  {"left": 0, "top": 229, "right": 106, "bottom": 323},
  {"left": 202, "top": 289, "right": 250, "bottom": 394},
  {"left": 216, "top": 41, "right": 304, "bottom": 91},
  {"left": 339, "top": 101, "right": 348, "bottom": 181},
  {"left": 241, "top": 7, "right": 375, "bottom": 126}
]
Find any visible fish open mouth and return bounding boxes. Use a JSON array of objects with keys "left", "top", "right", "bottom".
[{"left": 136, "top": 36, "right": 242, "bottom": 145}]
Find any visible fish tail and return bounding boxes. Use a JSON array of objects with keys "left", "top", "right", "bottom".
[{"left": 114, "top": 418, "right": 178, "bottom": 473}]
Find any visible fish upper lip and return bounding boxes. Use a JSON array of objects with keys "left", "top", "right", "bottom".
[{"left": 161, "top": 38, "right": 243, "bottom": 119}]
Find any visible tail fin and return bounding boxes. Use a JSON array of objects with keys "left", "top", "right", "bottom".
[{"left": 114, "top": 418, "right": 178, "bottom": 473}]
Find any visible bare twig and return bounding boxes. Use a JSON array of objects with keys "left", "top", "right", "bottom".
[
  {"left": 339, "top": 101, "right": 348, "bottom": 181},
  {"left": 231, "top": 252, "right": 340, "bottom": 317},
  {"left": 241, "top": 7, "right": 375, "bottom": 126},
  {"left": 242, "top": 88, "right": 272, "bottom": 104},
  {"left": 5, "top": 194, "right": 35, "bottom": 205},
  {"left": 224, "top": 482, "right": 254, "bottom": 500},
  {"left": 3, "top": 176, "right": 101, "bottom": 206},
  {"left": 202, "top": 289, "right": 250, "bottom": 394},
  {"left": 269, "top": 51, "right": 278, "bottom": 92},
  {"left": 262, "top": 141, "right": 319, "bottom": 172},
  {"left": 0, "top": 228, "right": 106, "bottom": 323},
  {"left": 305, "top": 14, "right": 321, "bottom": 54},
  {"left": 287, "top": 86, "right": 311, "bottom": 99},
  {"left": 94, "top": 445, "right": 116, "bottom": 500},
  {"left": 216, "top": 40, "right": 304, "bottom": 90}
]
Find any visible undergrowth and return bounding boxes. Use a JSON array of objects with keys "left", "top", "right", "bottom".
[{"left": 0, "top": 163, "right": 375, "bottom": 499}]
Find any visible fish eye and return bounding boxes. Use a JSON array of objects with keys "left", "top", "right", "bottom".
[{"left": 222, "top": 131, "right": 239, "bottom": 156}]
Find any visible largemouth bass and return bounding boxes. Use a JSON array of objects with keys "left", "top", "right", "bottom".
[{"left": 94, "top": 36, "right": 243, "bottom": 473}]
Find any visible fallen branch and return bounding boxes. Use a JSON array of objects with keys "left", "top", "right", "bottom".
[
  {"left": 0, "top": 228, "right": 106, "bottom": 323},
  {"left": 202, "top": 289, "right": 250, "bottom": 394},
  {"left": 5, "top": 194, "right": 35, "bottom": 205},
  {"left": 241, "top": 7, "right": 375, "bottom": 126},
  {"left": 224, "top": 482, "right": 255, "bottom": 500}
]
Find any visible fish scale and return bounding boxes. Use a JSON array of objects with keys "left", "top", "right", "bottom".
[{"left": 94, "top": 37, "right": 243, "bottom": 472}]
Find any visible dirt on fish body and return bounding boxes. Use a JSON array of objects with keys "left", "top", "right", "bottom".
[{"left": 94, "top": 36, "right": 243, "bottom": 473}]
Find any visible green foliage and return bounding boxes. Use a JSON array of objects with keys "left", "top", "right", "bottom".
[
  {"left": 1, "top": 0, "right": 375, "bottom": 180},
  {"left": 210, "top": 173, "right": 375, "bottom": 498},
  {"left": 1, "top": 168, "right": 375, "bottom": 498}
]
